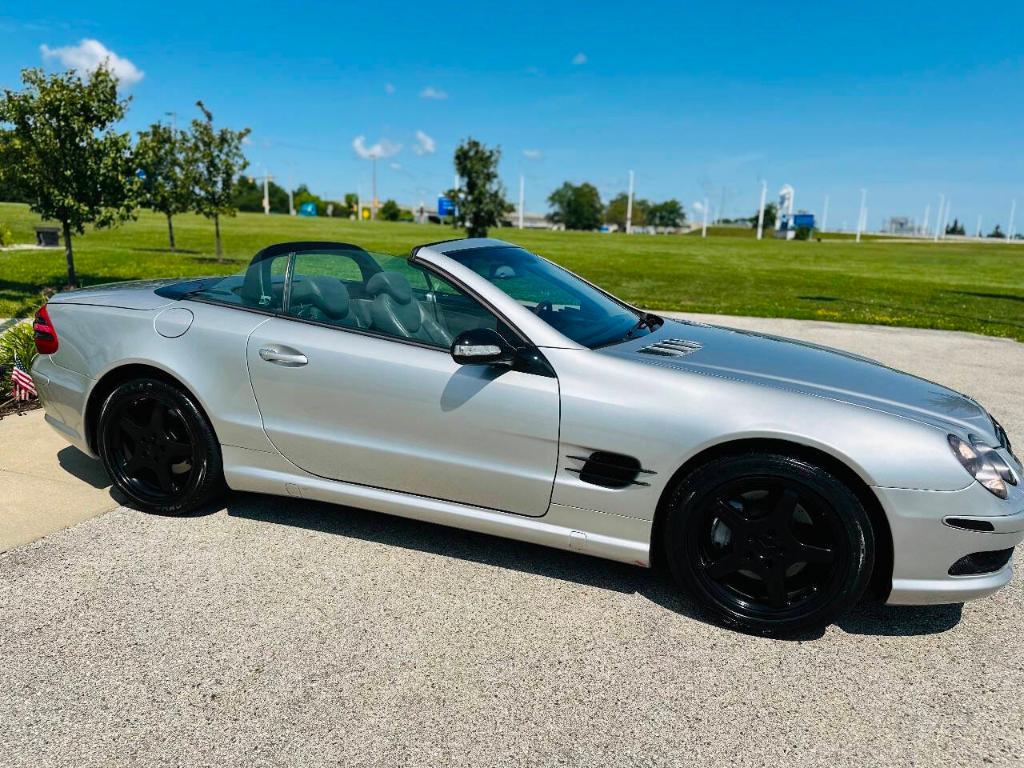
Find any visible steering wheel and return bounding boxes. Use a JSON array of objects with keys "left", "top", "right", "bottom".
[{"left": 532, "top": 300, "right": 554, "bottom": 318}]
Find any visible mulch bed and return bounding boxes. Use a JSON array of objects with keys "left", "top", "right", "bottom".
[{"left": 0, "top": 398, "right": 41, "bottom": 420}]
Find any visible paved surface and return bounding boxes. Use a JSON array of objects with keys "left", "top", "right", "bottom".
[
  {"left": 0, "top": 409, "right": 118, "bottom": 551},
  {"left": 1, "top": 316, "right": 1023, "bottom": 767}
]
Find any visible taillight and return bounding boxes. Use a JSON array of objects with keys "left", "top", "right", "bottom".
[{"left": 33, "top": 304, "right": 59, "bottom": 354}]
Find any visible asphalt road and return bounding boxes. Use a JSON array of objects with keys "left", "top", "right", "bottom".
[{"left": 1, "top": 315, "right": 1022, "bottom": 767}]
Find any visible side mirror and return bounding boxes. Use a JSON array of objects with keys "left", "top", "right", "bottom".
[{"left": 450, "top": 327, "right": 515, "bottom": 366}]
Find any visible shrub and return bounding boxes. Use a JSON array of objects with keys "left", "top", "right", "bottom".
[
  {"left": 0, "top": 222, "right": 12, "bottom": 247},
  {"left": 794, "top": 225, "right": 812, "bottom": 241},
  {"left": 0, "top": 321, "right": 37, "bottom": 397}
]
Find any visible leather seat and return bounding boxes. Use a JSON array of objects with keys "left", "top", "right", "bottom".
[
  {"left": 366, "top": 272, "right": 453, "bottom": 346},
  {"left": 289, "top": 276, "right": 352, "bottom": 324}
]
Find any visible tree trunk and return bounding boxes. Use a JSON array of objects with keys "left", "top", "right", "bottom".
[
  {"left": 62, "top": 220, "right": 78, "bottom": 288},
  {"left": 166, "top": 214, "right": 176, "bottom": 252},
  {"left": 214, "top": 214, "right": 222, "bottom": 261}
]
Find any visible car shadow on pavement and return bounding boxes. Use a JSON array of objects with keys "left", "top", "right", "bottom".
[
  {"left": 57, "top": 446, "right": 112, "bottom": 490},
  {"left": 224, "top": 491, "right": 964, "bottom": 640}
]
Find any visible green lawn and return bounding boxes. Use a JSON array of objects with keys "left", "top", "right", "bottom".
[{"left": 1, "top": 202, "right": 1022, "bottom": 341}]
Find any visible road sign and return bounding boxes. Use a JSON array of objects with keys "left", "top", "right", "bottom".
[{"left": 437, "top": 196, "right": 455, "bottom": 217}]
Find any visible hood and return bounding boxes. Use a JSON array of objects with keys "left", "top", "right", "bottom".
[
  {"left": 47, "top": 279, "right": 181, "bottom": 311},
  {"left": 601, "top": 318, "right": 996, "bottom": 439}
]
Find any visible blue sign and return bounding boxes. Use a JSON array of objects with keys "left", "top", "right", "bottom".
[
  {"left": 135, "top": 169, "right": 147, "bottom": 180},
  {"left": 298, "top": 201, "right": 318, "bottom": 217},
  {"left": 793, "top": 213, "right": 815, "bottom": 228},
  {"left": 437, "top": 196, "right": 455, "bottom": 216}
]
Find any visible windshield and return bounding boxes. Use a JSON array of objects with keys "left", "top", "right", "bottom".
[{"left": 442, "top": 245, "right": 659, "bottom": 348}]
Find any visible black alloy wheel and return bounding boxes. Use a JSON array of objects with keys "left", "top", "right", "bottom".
[
  {"left": 665, "top": 453, "right": 874, "bottom": 635},
  {"left": 97, "top": 378, "right": 223, "bottom": 515}
]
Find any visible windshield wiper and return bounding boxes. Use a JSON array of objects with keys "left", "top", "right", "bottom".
[{"left": 623, "top": 312, "right": 663, "bottom": 339}]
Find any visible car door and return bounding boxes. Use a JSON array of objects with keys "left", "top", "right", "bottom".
[{"left": 245, "top": 246, "right": 561, "bottom": 517}]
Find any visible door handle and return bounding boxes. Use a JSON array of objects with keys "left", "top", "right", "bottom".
[{"left": 259, "top": 346, "right": 308, "bottom": 367}]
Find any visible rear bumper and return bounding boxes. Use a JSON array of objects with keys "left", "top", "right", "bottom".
[
  {"left": 875, "top": 483, "right": 1023, "bottom": 605},
  {"left": 31, "top": 354, "right": 95, "bottom": 457}
]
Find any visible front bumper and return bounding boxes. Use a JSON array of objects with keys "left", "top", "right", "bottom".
[{"left": 874, "top": 482, "right": 1024, "bottom": 605}]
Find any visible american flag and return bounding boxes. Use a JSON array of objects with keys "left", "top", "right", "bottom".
[{"left": 10, "top": 352, "right": 36, "bottom": 401}]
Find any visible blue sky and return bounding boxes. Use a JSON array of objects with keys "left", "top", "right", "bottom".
[{"left": 2, "top": 1, "right": 1023, "bottom": 231}]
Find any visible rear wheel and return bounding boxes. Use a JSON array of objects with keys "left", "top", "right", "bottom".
[
  {"left": 97, "top": 378, "right": 223, "bottom": 515},
  {"left": 664, "top": 453, "right": 874, "bottom": 635}
]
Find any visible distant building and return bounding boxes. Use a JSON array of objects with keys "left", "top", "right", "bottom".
[{"left": 884, "top": 216, "right": 916, "bottom": 235}]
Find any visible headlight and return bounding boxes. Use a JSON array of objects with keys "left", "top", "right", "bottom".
[{"left": 947, "top": 434, "right": 1017, "bottom": 499}]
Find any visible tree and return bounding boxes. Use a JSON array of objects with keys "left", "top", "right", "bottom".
[
  {"left": 648, "top": 199, "right": 686, "bottom": 229},
  {"left": 344, "top": 193, "right": 359, "bottom": 218},
  {"left": 379, "top": 199, "right": 402, "bottom": 221},
  {"left": 751, "top": 202, "right": 778, "bottom": 231},
  {"left": 605, "top": 193, "right": 649, "bottom": 230},
  {"left": 232, "top": 175, "right": 289, "bottom": 214},
  {"left": 445, "top": 138, "right": 510, "bottom": 237},
  {"left": 547, "top": 182, "right": 603, "bottom": 230},
  {"left": 291, "top": 184, "right": 323, "bottom": 215},
  {"left": 0, "top": 66, "right": 137, "bottom": 287},
  {"left": 184, "top": 101, "right": 250, "bottom": 260},
  {"left": 988, "top": 224, "right": 1005, "bottom": 239},
  {"left": 945, "top": 218, "right": 965, "bottom": 236},
  {"left": 135, "top": 122, "right": 190, "bottom": 250}
]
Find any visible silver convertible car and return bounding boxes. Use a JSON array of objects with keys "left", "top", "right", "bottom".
[{"left": 31, "top": 237, "right": 1023, "bottom": 634}]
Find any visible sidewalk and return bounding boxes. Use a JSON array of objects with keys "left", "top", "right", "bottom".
[{"left": 0, "top": 409, "right": 118, "bottom": 552}]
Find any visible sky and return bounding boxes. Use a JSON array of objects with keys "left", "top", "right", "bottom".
[{"left": 2, "top": 1, "right": 1024, "bottom": 232}]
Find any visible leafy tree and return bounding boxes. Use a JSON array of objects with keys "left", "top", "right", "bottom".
[
  {"left": 232, "top": 175, "right": 289, "bottom": 214},
  {"left": 183, "top": 101, "right": 250, "bottom": 260},
  {"left": 445, "top": 138, "right": 510, "bottom": 237},
  {"left": 945, "top": 218, "right": 966, "bottom": 236},
  {"left": 379, "top": 199, "right": 402, "bottom": 221},
  {"left": 0, "top": 66, "right": 137, "bottom": 287},
  {"left": 135, "top": 122, "right": 190, "bottom": 250},
  {"left": 751, "top": 201, "right": 778, "bottom": 231},
  {"left": 648, "top": 199, "right": 686, "bottom": 228},
  {"left": 344, "top": 192, "right": 359, "bottom": 218},
  {"left": 292, "top": 184, "right": 324, "bottom": 215},
  {"left": 605, "top": 193, "right": 649, "bottom": 230},
  {"left": 988, "top": 224, "right": 1005, "bottom": 239},
  {"left": 547, "top": 182, "right": 603, "bottom": 230}
]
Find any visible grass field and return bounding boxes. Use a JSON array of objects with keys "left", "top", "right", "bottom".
[{"left": 1, "top": 202, "right": 1022, "bottom": 341}]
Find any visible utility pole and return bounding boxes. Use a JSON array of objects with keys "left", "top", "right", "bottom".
[
  {"left": 821, "top": 194, "right": 830, "bottom": 234},
  {"left": 261, "top": 167, "right": 273, "bottom": 215},
  {"left": 518, "top": 175, "right": 525, "bottom": 230},
  {"left": 921, "top": 204, "right": 930, "bottom": 237},
  {"left": 941, "top": 199, "right": 951, "bottom": 239},
  {"left": 933, "top": 194, "right": 944, "bottom": 241},
  {"left": 856, "top": 188, "right": 867, "bottom": 243},
  {"left": 701, "top": 198, "right": 709, "bottom": 238},
  {"left": 626, "top": 170, "right": 635, "bottom": 234},
  {"left": 756, "top": 181, "right": 767, "bottom": 240},
  {"left": 1009, "top": 199, "right": 1017, "bottom": 242},
  {"left": 370, "top": 156, "right": 378, "bottom": 220},
  {"left": 287, "top": 169, "right": 295, "bottom": 216}
]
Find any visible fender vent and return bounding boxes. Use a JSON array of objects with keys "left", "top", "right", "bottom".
[
  {"left": 948, "top": 547, "right": 1014, "bottom": 576},
  {"left": 565, "top": 451, "right": 656, "bottom": 489},
  {"left": 638, "top": 338, "right": 702, "bottom": 357}
]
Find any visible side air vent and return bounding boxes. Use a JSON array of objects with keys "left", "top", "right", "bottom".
[
  {"left": 565, "top": 451, "right": 656, "bottom": 489},
  {"left": 638, "top": 338, "right": 702, "bottom": 358}
]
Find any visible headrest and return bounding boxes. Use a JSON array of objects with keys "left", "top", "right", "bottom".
[
  {"left": 290, "top": 276, "right": 350, "bottom": 319},
  {"left": 240, "top": 264, "right": 264, "bottom": 305},
  {"left": 366, "top": 271, "right": 413, "bottom": 304}
]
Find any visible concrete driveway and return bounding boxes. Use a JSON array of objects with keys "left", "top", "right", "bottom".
[{"left": 1, "top": 316, "right": 1022, "bottom": 768}]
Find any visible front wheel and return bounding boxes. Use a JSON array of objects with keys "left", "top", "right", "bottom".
[
  {"left": 664, "top": 453, "right": 874, "bottom": 636},
  {"left": 97, "top": 378, "right": 223, "bottom": 515}
]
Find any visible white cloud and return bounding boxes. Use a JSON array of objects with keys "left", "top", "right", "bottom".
[
  {"left": 385, "top": 82, "right": 395, "bottom": 94},
  {"left": 419, "top": 86, "right": 448, "bottom": 100},
  {"left": 522, "top": 148, "right": 542, "bottom": 160},
  {"left": 389, "top": 162, "right": 402, "bottom": 170},
  {"left": 352, "top": 135, "right": 401, "bottom": 159},
  {"left": 413, "top": 130, "right": 436, "bottom": 156},
  {"left": 572, "top": 52, "right": 587, "bottom": 66},
  {"left": 40, "top": 39, "right": 144, "bottom": 85}
]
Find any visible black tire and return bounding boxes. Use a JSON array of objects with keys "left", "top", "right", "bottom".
[
  {"left": 97, "top": 378, "right": 223, "bottom": 515},
  {"left": 664, "top": 452, "right": 874, "bottom": 636}
]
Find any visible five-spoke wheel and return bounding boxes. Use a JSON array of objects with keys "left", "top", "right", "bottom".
[
  {"left": 665, "top": 453, "right": 874, "bottom": 635},
  {"left": 98, "top": 378, "right": 223, "bottom": 515}
]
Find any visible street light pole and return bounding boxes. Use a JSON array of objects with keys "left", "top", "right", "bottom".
[
  {"left": 1009, "top": 199, "right": 1017, "bottom": 242},
  {"left": 756, "top": 181, "right": 767, "bottom": 240},
  {"left": 856, "top": 188, "right": 867, "bottom": 243},
  {"left": 821, "top": 194, "right": 829, "bottom": 234},
  {"left": 371, "top": 156, "right": 378, "bottom": 220},
  {"left": 702, "top": 198, "right": 709, "bottom": 238},
  {"left": 626, "top": 170, "right": 634, "bottom": 235}
]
